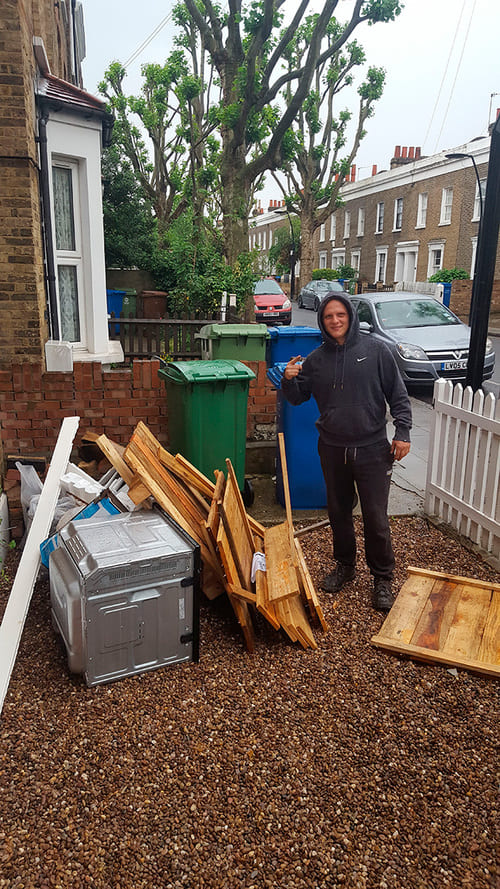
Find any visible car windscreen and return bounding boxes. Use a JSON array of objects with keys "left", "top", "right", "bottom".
[
  {"left": 254, "top": 280, "right": 284, "bottom": 295},
  {"left": 375, "top": 299, "right": 462, "bottom": 329},
  {"left": 315, "top": 280, "right": 344, "bottom": 291}
]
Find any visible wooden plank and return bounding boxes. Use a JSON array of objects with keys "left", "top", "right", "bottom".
[
  {"left": 406, "top": 565, "right": 500, "bottom": 592},
  {"left": 294, "top": 538, "right": 329, "bottom": 632},
  {"left": 370, "top": 636, "right": 500, "bottom": 679},
  {"left": 228, "top": 585, "right": 257, "bottom": 604},
  {"left": 278, "top": 433, "right": 296, "bottom": 557},
  {"left": 127, "top": 436, "right": 204, "bottom": 531},
  {"left": 264, "top": 523, "right": 301, "bottom": 603},
  {"left": 225, "top": 459, "right": 255, "bottom": 558},
  {"left": 275, "top": 599, "right": 299, "bottom": 642},
  {"left": 205, "top": 470, "right": 225, "bottom": 549},
  {"left": 441, "top": 584, "right": 493, "bottom": 662},
  {"left": 126, "top": 476, "right": 152, "bottom": 504},
  {"left": 0, "top": 416, "right": 80, "bottom": 716},
  {"left": 216, "top": 518, "right": 255, "bottom": 651},
  {"left": 376, "top": 574, "right": 435, "bottom": 645},
  {"left": 95, "top": 433, "right": 135, "bottom": 486},
  {"left": 477, "top": 589, "right": 500, "bottom": 665},
  {"left": 410, "top": 579, "right": 463, "bottom": 651},
  {"left": 255, "top": 569, "right": 281, "bottom": 630},
  {"left": 288, "top": 594, "right": 318, "bottom": 649}
]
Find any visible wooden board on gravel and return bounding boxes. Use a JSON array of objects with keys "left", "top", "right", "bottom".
[{"left": 371, "top": 566, "right": 500, "bottom": 678}]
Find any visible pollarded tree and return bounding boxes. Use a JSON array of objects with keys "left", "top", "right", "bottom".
[
  {"left": 182, "top": 0, "right": 402, "bottom": 270},
  {"left": 99, "top": 46, "right": 216, "bottom": 236},
  {"left": 280, "top": 15, "right": 386, "bottom": 284}
]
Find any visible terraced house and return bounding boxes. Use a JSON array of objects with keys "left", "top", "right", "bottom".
[{"left": 251, "top": 130, "right": 500, "bottom": 319}]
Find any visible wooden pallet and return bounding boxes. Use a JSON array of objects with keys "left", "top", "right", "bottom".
[
  {"left": 372, "top": 567, "right": 500, "bottom": 678},
  {"left": 93, "top": 422, "right": 327, "bottom": 652}
]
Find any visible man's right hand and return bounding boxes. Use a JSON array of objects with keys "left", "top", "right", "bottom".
[{"left": 284, "top": 355, "right": 303, "bottom": 380}]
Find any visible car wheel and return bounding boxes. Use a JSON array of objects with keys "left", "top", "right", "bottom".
[
  {"left": 314, "top": 297, "right": 320, "bottom": 312},
  {"left": 298, "top": 293, "right": 304, "bottom": 308}
]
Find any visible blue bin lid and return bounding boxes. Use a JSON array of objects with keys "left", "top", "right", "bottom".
[
  {"left": 159, "top": 359, "right": 256, "bottom": 384},
  {"left": 267, "top": 326, "right": 321, "bottom": 340},
  {"left": 266, "top": 362, "right": 287, "bottom": 388}
]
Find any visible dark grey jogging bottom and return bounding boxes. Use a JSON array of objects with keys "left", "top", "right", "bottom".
[{"left": 318, "top": 438, "right": 395, "bottom": 580}]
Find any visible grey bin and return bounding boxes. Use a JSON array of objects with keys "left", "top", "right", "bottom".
[{"left": 49, "top": 509, "right": 200, "bottom": 687}]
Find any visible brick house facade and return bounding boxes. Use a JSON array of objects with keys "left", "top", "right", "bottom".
[{"left": 251, "top": 138, "right": 500, "bottom": 318}]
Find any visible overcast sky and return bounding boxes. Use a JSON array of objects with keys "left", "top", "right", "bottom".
[{"left": 81, "top": 0, "right": 499, "bottom": 187}]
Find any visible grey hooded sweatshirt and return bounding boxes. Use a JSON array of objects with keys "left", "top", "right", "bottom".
[{"left": 281, "top": 292, "right": 412, "bottom": 448}]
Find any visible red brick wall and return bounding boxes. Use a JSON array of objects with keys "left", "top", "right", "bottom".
[{"left": 1, "top": 358, "right": 277, "bottom": 538}]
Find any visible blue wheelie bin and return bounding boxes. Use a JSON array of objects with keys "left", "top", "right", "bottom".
[
  {"left": 266, "top": 326, "right": 322, "bottom": 366},
  {"left": 267, "top": 363, "right": 327, "bottom": 510}
]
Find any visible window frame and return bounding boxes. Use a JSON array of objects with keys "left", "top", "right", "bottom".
[
  {"left": 51, "top": 157, "right": 85, "bottom": 347},
  {"left": 416, "top": 192, "right": 428, "bottom": 228},
  {"left": 393, "top": 197, "right": 403, "bottom": 231},
  {"left": 439, "top": 187, "right": 453, "bottom": 225},
  {"left": 376, "top": 202, "right": 384, "bottom": 234},
  {"left": 357, "top": 207, "right": 365, "bottom": 237}
]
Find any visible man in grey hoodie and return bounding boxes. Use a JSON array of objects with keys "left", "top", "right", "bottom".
[{"left": 282, "top": 293, "right": 412, "bottom": 612}]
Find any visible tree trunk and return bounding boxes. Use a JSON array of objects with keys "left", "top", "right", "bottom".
[{"left": 299, "top": 210, "right": 317, "bottom": 289}]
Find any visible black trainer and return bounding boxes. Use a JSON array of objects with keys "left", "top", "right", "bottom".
[
  {"left": 372, "top": 578, "right": 394, "bottom": 613},
  {"left": 320, "top": 563, "right": 356, "bottom": 594}
]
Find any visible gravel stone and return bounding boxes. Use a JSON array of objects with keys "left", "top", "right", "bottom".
[{"left": 0, "top": 516, "right": 497, "bottom": 888}]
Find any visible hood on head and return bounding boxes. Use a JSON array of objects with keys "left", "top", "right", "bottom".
[{"left": 318, "top": 292, "right": 360, "bottom": 346}]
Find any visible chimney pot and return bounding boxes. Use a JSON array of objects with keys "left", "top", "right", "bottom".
[
  {"left": 394, "top": 145, "right": 401, "bottom": 157},
  {"left": 408, "top": 147, "right": 415, "bottom": 159},
  {"left": 351, "top": 165, "right": 356, "bottom": 181},
  {"left": 402, "top": 146, "right": 408, "bottom": 158},
  {"left": 415, "top": 147, "right": 421, "bottom": 159},
  {"left": 372, "top": 164, "right": 377, "bottom": 176}
]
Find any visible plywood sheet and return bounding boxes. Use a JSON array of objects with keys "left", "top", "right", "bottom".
[{"left": 372, "top": 567, "right": 500, "bottom": 677}]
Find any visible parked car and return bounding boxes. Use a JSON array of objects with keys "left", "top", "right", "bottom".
[
  {"left": 349, "top": 292, "right": 495, "bottom": 388},
  {"left": 253, "top": 278, "right": 292, "bottom": 325},
  {"left": 298, "top": 278, "right": 347, "bottom": 310}
]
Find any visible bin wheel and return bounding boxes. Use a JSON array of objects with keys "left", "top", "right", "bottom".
[{"left": 242, "top": 478, "right": 254, "bottom": 507}]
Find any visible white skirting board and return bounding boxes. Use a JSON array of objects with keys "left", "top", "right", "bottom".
[{"left": 0, "top": 416, "right": 80, "bottom": 717}]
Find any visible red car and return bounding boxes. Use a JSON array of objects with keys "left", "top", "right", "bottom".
[{"left": 253, "top": 278, "right": 292, "bottom": 325}]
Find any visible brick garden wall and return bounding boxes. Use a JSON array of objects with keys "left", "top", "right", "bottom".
[{"left": 1, "top": 358, "right": 277, "bottom": 539}]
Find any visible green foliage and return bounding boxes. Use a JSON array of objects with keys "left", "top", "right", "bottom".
[
  {"left": 312, "top": 265, "right": 358, "bottom": 281},
  {"left": 146, "top": 210, "right": 255, "bottom": 316},
  {"left": 268, "top": 220, "right": 301, "bottom": 275},
  {"left": 102, "top": 142, "right": 156, "bottom": 269},
  {"left": 311, "top": 268, "right": 339, "bottom": 281},
  {"left": 428, "top": 268, "right": 470, "bottom": 283}
]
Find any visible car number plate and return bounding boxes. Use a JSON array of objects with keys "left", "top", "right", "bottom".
[
  {"left": 442, "top": 359, "right": 468, "bottom": 370},
  {"left": 263, "top": 311, "right": 278, "bottom": 316}
]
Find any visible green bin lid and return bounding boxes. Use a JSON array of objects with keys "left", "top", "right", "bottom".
[
  {"left": 159, "top": 359, "right": 256, "bottom": 384},
  {"left": 197, "top": 323, "right": 269, "bottom": 340}
]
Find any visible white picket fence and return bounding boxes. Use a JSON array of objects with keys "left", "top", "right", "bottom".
[{"left": 425, "top": 379, "right": 500, "bottom": 567}]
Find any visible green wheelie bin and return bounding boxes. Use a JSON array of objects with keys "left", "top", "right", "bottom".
[{"left": 158, "top": 359, "right": 256, "bottom": 495}]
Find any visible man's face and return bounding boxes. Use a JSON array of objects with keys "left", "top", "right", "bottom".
[{"left": 322, "top": 300, "right": 350, "bottom": 344}]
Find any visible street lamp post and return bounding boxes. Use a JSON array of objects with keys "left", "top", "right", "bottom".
[{"left": 445, "top": 137, "right": 499, "bottom": 391}]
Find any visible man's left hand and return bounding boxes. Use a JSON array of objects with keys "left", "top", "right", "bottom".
[{"left": 391, "top": 440, "right": 411, "bottom": 461}]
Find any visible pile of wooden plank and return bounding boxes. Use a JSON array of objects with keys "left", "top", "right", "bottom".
[{"left": 92, "top": 422, "right": 327, "bottom": 652}]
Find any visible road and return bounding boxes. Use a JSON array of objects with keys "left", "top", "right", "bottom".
[{"left": 291, "top": 304, "right": 499, "bottom": 396}]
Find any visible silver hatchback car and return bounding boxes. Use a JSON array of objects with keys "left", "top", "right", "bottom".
[
  {"left": 350, "top": 292, "right": 495, "bottom": 388},
  {"left": 298, "top": 278, "right": 347, "bottom": 310}
]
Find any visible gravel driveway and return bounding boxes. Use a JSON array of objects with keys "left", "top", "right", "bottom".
[{"left": 0, "top": 515, "right": 497, "bottom": 889}]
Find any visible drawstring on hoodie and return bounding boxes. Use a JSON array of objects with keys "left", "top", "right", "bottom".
[{"left": 344, "top": 447, "right": 358, "bottom": 464}]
